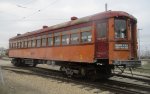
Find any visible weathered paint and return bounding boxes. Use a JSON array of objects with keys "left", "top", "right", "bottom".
[{"left": 9, "top": 44, "right": 95, "bottom": 63}]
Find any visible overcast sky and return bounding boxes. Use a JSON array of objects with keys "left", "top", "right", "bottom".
[{"left": 0, "top": 0, "right": 150, "bottom": 51}]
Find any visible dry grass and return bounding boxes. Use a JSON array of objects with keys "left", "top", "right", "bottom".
[
  {"left": 0, "top": 86, "right": 9, "bottom": 94},
  {"left": 134, "top": 60, "right": 150, "bottom": 73}
]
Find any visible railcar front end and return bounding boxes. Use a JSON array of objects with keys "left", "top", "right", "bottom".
[{"left": 94, "top": 12, "right": 141, "bottom": 70}]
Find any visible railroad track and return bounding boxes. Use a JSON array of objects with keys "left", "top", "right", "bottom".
[
  {"left": 113, "top": 73, "right": 150, "bottom": 85},
  {"left": 0, "top": 66, "right": 5, "bottom": 85},
  {"left": 114, "top": 70, "right": 150, "bottom": 78},
  {"left": 2, "top": 65, "right": 150, "bottom": 94}
]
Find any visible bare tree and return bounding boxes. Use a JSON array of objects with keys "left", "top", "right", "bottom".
[{"left": 0, "top": 47, "right": 6, "bottom": 56}]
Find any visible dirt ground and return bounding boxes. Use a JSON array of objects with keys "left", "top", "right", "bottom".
[{"left": 0, "top": 59, "right": 110, "bottom": 94}]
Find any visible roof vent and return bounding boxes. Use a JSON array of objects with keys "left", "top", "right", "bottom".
[
  {"left": 17, "top": 34, "right": 21, "bottom": 36},
  {"left": 43, "top": 25, "right": 48, "bottom": 28},
  {"left": 71, "top": 16, "right": 78, "bottom": 20}
]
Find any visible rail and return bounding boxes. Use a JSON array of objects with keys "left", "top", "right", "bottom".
[
  {"left": 0, "top": 66, "right": 5, "bottom": 85},
  {"left": 2, "top": 66, "right": 150, "bottom": 94}
]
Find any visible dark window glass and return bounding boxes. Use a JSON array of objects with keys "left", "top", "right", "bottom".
[
  {"left": 37, "top": 39, "right": 41, "bottom": 47},
  {"left": 81, "top": 26, "right": 92, "bottom": 31},
  {"left": 21, "top": 42, "right": 24, "bottom": 48},
  {"left": 48, "top": 37, "right": 53, "bottom": 46},
  {"left": 20, "top": 42, "right": 22, "bottom": 48},
  {"left": 13, "top": 43, "right": 14, "bottom": 48},
  {"left": 115, "top": 19, "right": 127, "bottom": 38},
  {"left": 54, "top": 36, "right": 60, "bottom": 46},
  {"left": 31, "top": 40, "right": 36, "bottom": 47},
  {"left": 28, "top": 40, "right": 32, "bottom": 47},
  {"left": 97, "top": 22, "right": 107, "bottom": 38},
  {"left": 62, "top": 35, "right": 70, "bottom": 45},
  {"left": 81, "top": 31, "right": 92, "bottom": 43},
  {"left": 24, "top": 41, "right": 28, "bottom": 48},
  {"left": 42, "top": 38, "right": 46, "bottom": 47},
  {"left": 14, "top": 43, "right": 16, "bottom": 48},
  {"left": 71, "top": 33, "right": 79, "bottom": 44},
  {"left": 48, "top": 33, "right": 53, "bottom": 37},
  {"left": 17, "top": 42, "right": 20, "bottom": 48}
]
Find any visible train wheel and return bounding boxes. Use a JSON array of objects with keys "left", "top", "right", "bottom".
[
  {"left": 11, "top": 59, "right": 21, "bottom": 67},
  {"left": 87, "top": 70, "right": 97, "bottom": 81},
  {"left": 29, "top": 63, "right": 37, "bottom": 67},
  {"left": 64, "top": 67, "right": 74, "bottom": 78},
  {"left": 80, "top": 67, "right": 86, "bottom": 77}
]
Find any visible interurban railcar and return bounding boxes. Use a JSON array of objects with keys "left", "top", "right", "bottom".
[{"left": 9, "top": 11, "right": 141, "bottom": 79}]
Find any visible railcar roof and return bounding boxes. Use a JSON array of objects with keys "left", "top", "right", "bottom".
[{"left": 10, "top": 11, "right": 136, "bottom": 40}]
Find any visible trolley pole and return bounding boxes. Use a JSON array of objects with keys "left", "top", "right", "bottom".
[{"left": 105, "top": 3, "right": 108, "bottom": 11}]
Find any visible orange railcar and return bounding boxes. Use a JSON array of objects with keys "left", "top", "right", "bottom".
[{"left": 9, "top": 11, "right": 141, "bottom": 79}]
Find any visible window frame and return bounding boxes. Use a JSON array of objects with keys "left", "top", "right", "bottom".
[
  {"left": 36, "top": 36, "right": 41, "bottom": 47},
  {"left": 54, "top": 32, "right": 61, "bottom": 46},
  {"left": 62, "top": 31, "right": 70, "bottom": 45},
  {"left": 96, "top": 21, "right": 108, "bottom": 39},
  {"left": 41, "top": 35, "right": 47, "bottom": 47},
  {"left": 81, "top": 31, "right": 92, "bottom": 43},
  {"left": 27, "top": 38, "right": 32, "bottom": 48},
  {"left": 70, "top": 29, "right": 80, "bottom": 45},
  {"left": 80, "top": 26, "right": 92, "bottom": 43},
  {"left": 48, "top": 33, "right": 53, "bottom": 46},
  {"left": 114, "top": 18, "right": 127, "bottom": 39}
]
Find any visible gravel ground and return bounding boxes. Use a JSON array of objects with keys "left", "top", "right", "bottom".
[{"left": 0, "top": 59, "right": 110, "bottom": 94}]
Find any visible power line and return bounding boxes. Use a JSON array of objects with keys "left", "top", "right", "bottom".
[
  {"left": 16, "top": 0, "right": 34, "bottom": 6},
  {"left": 0, "top": 18, "right": 67, "bottom": 22},
  {"left": 22, "top": 0, "right": 59, "bottom": 20}
]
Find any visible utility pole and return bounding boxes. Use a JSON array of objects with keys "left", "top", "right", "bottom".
[
  {"left": 138, "top": 28, "right": 142, "bottom": 60},
  {"left": 105, "top": 3, "right": 108, "bottom": 11}
]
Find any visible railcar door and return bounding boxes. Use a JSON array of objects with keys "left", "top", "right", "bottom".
[{"left": 95, "top": 20, "right": 108, "bottom": 59}]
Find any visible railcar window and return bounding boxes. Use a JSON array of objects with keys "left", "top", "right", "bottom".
[
  {"left": 54, "top": 32, "right": 60, "bottom": 36},
  {"left": 48, "top": 37, "right": 53, "bottom": 46},
  {"left": 31, "top": 40, "right": 36, "bottom": 47},
  {"left": 37, "top": 39, "right": 41, "bottom": 47},
  {"left": 70, "top": 29, "right": 79, "bottom": 33},
  {"left": 9, "top": 43, "right": 11, "bottom": 48},
  {"left": 42, "top": 38, "right": 47, "bottom": 47},
  {"left": 12, "top": 43, "right": 14, "bottom": 48},
  {"left": 54, "top": 33, "right": 60, "bottom": 46},
  {"left": 28, "top": 40, "right": 32, "bottom": 47},
  {"left": 24, "top": 41, "right": 28, "bottom": 48},
  {"left": 62, "top": 31, "right": 69, "bottom": 35},
  {"left": 21, "top": 41, "right": 24, "bottom": 48},
  {"left": 11, "top": 43, "right": 13, "bottom": 48},
  {"left": 20, "top": 42, "right": 22, "bottom": 48},
  {"left": 71, "top": 33, "right": 79, "bottom": 44},
  {"left": 62, "top": 34, "right": 70, "bottom": 45},
  {"left": 15, "top": 43, "right": 17, "bottom": 48},
  {"left": 115, "top": 19, "right": 127, "bottom": 38},
  {"left": 81, "top": 31, "right": 92, "bottom": 43},
  {"left": 96, "top": 22, "right": 107, "bottom": 38},
  {"left": 17, "top": 42, "right": 19, "bottom": 48},
  {"left": 81, "top": 26, "right": 92, "bottom": 31},
  {"left": 23, "top": 41, "right": 25, "bottom": 48},
  {"left": 14, "top": 43, "right": 16, "bottom": 48},
  {"left": 48, "top": 33, "right": 53, "bottom": 37},
  {"left": 54, "top": 36, "right": 60, "bottom": 46}
]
